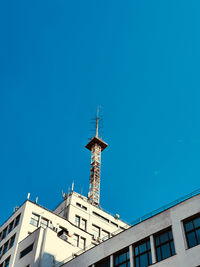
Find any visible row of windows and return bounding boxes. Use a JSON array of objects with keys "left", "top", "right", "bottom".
[
  {"left": 0, "top": 234, "right": 16, "bottom": 257},
  {"left": 91, "top": 213, "right": 200, "bottom": 267},
  {"left": 92, "top": 228, "right": 174, "bottom": 267},
  {"left": 0, "top": 256, "right": 10, "bottom": 267},
  {"left": 92, "top": 211, "right": 120, "bottom": 229},
  {"left": 0, "top": 214, "right": 20, "bottom": 242},
  {"left": 73, "top": 234, "right": 86, "bottom": 250},
  {"left": 76, "top": 202, "right": 87, "bottom": 211},
  {"left": 30, "top": 213, "right": 49, "bottom": 229},
  {"left": 75, "top": 215, "right": 87, "bottom": 231},
  {"left": 92, "top": 225, "right": 110, "bottom": 241}
]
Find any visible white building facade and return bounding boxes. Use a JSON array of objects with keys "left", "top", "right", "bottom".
[
  {"left": 0, "top": 191, "right": 129, "bottom": 267},
  {"left": 62, "top": 191, "right": 200, "bottom": 267}
]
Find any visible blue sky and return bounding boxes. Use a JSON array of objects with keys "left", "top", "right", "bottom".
[{"left": 1, "top": 0, "right": 200, "bottom": 225}]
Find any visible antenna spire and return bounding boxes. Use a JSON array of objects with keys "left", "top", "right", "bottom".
[
  {"left": 85, "top": 107, "right": 108, "bottom": 207},
  {"left": 96, "top": 106, "right": 99, "bottom": 137}
]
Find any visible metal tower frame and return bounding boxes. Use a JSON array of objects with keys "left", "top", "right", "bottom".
[{"left": 85, "top": 111, "right": 108, "bottom": 207}]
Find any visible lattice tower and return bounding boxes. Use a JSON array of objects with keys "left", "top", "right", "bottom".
[{"left": 85, "top": 112, "right": 108, "bottom": 207}]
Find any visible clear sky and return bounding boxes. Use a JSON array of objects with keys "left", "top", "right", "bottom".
[{"left": 1, "top": 0, "right": 200, "bottom": 225}]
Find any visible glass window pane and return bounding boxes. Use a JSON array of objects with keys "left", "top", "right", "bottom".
[
  {"left": 155, "top": 236, "right": 160, "bottom": 246},
  {"left": 127, "top": 251, "right": 129, "bottom": 259},
  {"left": 160, "top": 232, "right": 169, "bottom": 244},
  {"left": 156, "top": 247, "right": 161, "bottom": 262},
  {"left": 193, "top": 218, "right": 200, "bottom": 228},
  {"left": 118, "top": 253, "right": 126, "bottom": 263},
  {"left": 135, "top": 257, "right": 139, "bottom": 267},
  {"left": 135, "top": 246, "right": 139, "bottom": 256},
  {"left": 185, "top": 221, "right": 194, "bottom": 232},
  {"left": 148, "top": 251, "right": 152, "bottom": 265},
  {"left": 187, "top": 231, "right": 197, "bottom": 248},
  {"left": 161, "top": 243, "right": 171, "bottom": 259},
  {"left": 196, "top": 229, "right": 200, "bottom": 244},
  {"left": 146, "top": 241, "right": 150, "bottom": 250},
  {"left": 170, "top": 241, "right": 175, "bottom": 255},
  {"left": 168, "top": 230, "right": 173, "bottom": 240},
  {"left": 139, "top": 243, "right": 147, "bottom": 254},
  {"left": 140, "top": 253, "right": 148, "bottom": 267}
]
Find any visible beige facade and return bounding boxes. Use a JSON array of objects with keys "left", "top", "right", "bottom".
[{"left": 0, "top": 191, "right": 129, "bottom": 267}]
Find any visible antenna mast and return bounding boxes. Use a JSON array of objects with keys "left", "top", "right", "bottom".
[{"left": 86, "top": 107, "right": 108, "bottom": 207}]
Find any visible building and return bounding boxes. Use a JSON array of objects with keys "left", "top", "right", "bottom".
[
  {"left": 0, "top": 116, "right": 129, "bottom": 267},
  {"left": 61, "top": 189, "right": 200, "bottom": 267},
  {"left": 1, "top": 116, "right": 200, "bottom": 267}
]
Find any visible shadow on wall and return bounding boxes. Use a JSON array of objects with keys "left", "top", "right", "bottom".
[{"left": 34, "top": 252, "right": 62, "bottom": 267}]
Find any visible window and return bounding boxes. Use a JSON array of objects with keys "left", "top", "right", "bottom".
[
  {"left": 0, "top": 246, "right": 2, "bottom": 255},
  {"left": 92, "top": 225, "right": 100, "bottom": 238},
  {"left": 14, "top": 214, "right": 21, "bottom": 227},
  {"left": 184, "top": 214, "right": 200, "bottom": 249},
  {"left": 76, "top": 202, "right": 81, "bottom": 208},
  {"left": 79, "top": 237, "right": 86, "bottom": 250},
  {"left": 154, "top": 228, "right": 175, "bottom": 262},
  {"left": 102, "top": 230, "right": 109, "bottom": 241},
  {"left": 40, "top": 218, "right": 48, "bottom": 229},
  {"left": 30, "top": 213, "right": 39, "bottom": 227},
  {"left": 82, "top": 205, "right": 87, "bottom": 211},
  {"left": 9, "top": 234, "right": 16, "bottom": 249},
  {"left": 4, "top": 256, "right": 10, "bottom": 267},
  {"left": 81, "top": 219, "right": 87, "bottom": 231},
  {"left": 134, "top": 239, "right": 152, "bottom": 267},
  {"left": 3, "top": 241, "right": 9, "bottom": 255},
  {"left": 75, "top": 215, "right": 80, "bottom": 227},
  {"left": 1, "top": 227, "right": 7, "bottom": 241},
  {"left": 114, "top": 248, "right": 130, "bottom": 267},
  {"left": 95, "top": 257, "right": 110, "bottom": 267},
  {"left": 8, "top": 221, "right": 14, "bottom": 233},
  {"left": 73, "top": 234, "right": 79, "bottom": 247},
  {"left": 20, "top": 243, "right": 34, "bottom": 258}
]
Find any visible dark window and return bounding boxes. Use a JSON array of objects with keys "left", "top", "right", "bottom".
[
  {"left": 30, "top": 213, "right": 39, "bottom": 227},
  {"left": 114, "top": 248, "right": 130, "bottom": 267},
  {"left": 14, "top": 214, "right": 21, "bottom": 227},
  {"left": 1, "top": 227, "right": 7, "bottom": 240},
  {"left": 82, "top": 205, "right": 87, "bottom": 211},
  {"left": 134, "top": 239, "right": 152, "bottom": 267},
  {"left": 20, "top": 243, "right": 34, "bottom": 258},
  {"left": 8, "top": 221, "right": 14, "bottom": 233},
  {"left": 95, "top": 257, "right": 110, "bottom": 267},
  {"left": 9, "top": 234, "right": 16, "bottom": 249},
  {"left": 184, "top": 214, "right": 200, "bottom": 249},
  {"left": 0, "top": 246, "right": 2, "bottom": 255},
  {"left": 76, "top": 202, "right": 81, "bottom": 208},
  {"left": 4, "top": 256, "right": 10, "bottom": 267},
  {"left": 154, "top": 228, "right": 175, "bottom": 262},
  {"left": 3, "top": 241, "right": 9, "bottom": 255}
]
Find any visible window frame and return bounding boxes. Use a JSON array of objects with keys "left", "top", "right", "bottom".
[
  {"left": 183, "top": 213, "right": 200, "bottom": 249},
  {"left": 20, "top": 243, "right": 34, "bottom": 259},
  {"left": 133, "top": 238, "right": 152, "bottom": 267},
  {"left": 30, "top": 213, "right": 40, "bottom": 227},
  {"left": 114, "top": 247, "right": 130, "bottom": 267},
  {"left": 154, "top": 227, "right": 175, "bottom": 262}
]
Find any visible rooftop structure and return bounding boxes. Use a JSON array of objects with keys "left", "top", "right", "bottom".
[{"left": 85, "top": 109, "right": 108, "bottom": 207}]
